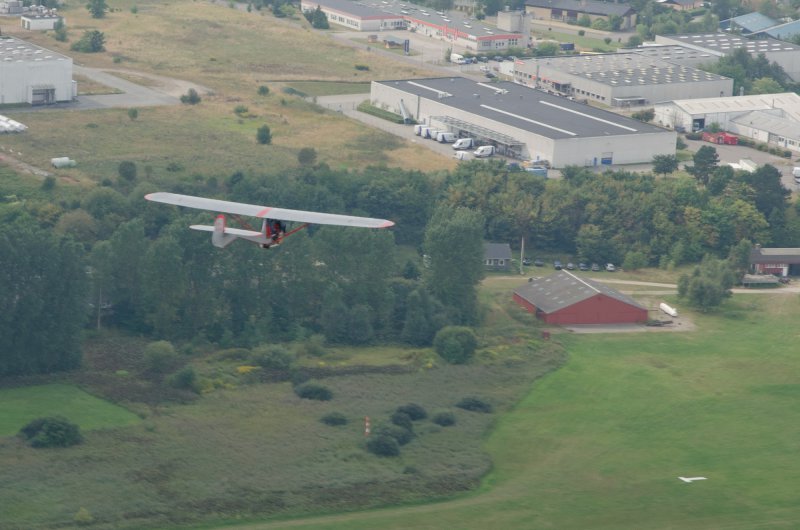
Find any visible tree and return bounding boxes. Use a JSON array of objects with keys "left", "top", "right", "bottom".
[
  {"left": 348, "top": 304, "right": 374, "bottom": 344},
  {"left": 433, "top": 326, "right": 478, "bottom": 364},
  {"left": 86, "top": 0, "right": 107, "bottom": 18},
  {"left": 750, "top": 77, "right": 783, "bottom": 95},
  {"left": 297, "top": 147, "right": 317, "bottom": 166},
  {"left": 127, "top": 108, "right": 139, "bottom": 121},
  {"left": 652, "top": 154, "right": 679, "bottom": 176},
  {"left": 309, "top": 5, "right": 329, "bottom": 28},
  {"left": 423, "top": 205, "right": 485, "bottom": 325},
  {"left": 143, "top": 340, "right": 179, "bottom": 374},
  {"left": 53, "top": 18, "right": 67, "bottom": 42},
  {"left": 19, "top": 416, "right": 83, "bottom": 448},
  {"left": 256, "top": 124, "right": 272, "bottom": 145},
  {"left": 258, "top": 85, "right": 270, "bottom": 96},
  {"left": 71, "top": 30, "right": 105, "bottom": 52},
  {"left": 401, "top": 288, "right": 444, "bottom": 346},
  {"left": 180, "top": 88, "right": 201, "bottom": 104},
  {"left": 0, "top": 224, "right": 87, "bottom": 376},
  {"left": 687, "top": 145, "right": 719, "bottom": 186},
  {"left": 678, "top": 256, "right": 736, "bottom": 311},
  {"left": 118, "top": 161, "right": 137, "bottom": 182}
]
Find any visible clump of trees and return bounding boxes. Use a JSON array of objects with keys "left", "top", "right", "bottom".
[
  {"left": 19, "top": 417, "right": 83, "bottom": 448},
  {"left": 180, "top": 89, "right": 201, "bottom": 105},
  {"left": 303, "top": 6, "right": 329, "bottom": 28},
  {"left": 71, "top": 30, "right": 105, "bottom": 53}
]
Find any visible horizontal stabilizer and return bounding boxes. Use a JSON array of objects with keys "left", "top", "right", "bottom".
[{"left": 190, "top": 225, "right": 262, "bottom": 237}]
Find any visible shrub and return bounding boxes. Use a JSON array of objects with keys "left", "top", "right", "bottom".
[
  {"left": 396, "top": 403, "right": 427, "bottom": 420},
  {"left": 295, "top": 383, "right": 332, "bottom": 401},
  {"left": 234, "top": 104, "right": 249, "bottom": 115},
  {"left": 289, "top": 369, "right": 311, "bottom": 386},
  {"left": 258, "top": 85, "right": 270, "bottom": 96},
  {"left": 354, "top": 64, "right": 370, "bottom": 71},
  {"left": 19, "top": 416, "right": 83, "bottom": 448},
  {"left": 127, "top": 108, "right": 138, "bottom": 121},
  {"left": 168, "top": 366, "right": 199, "bottom": 393},
  {"left": 432, "top": 410, "right": 456, "bottom": 426},
  {"left": 41, "top": 176, "right": 56, "bottom": 191},
  {"left": 118, "top": 160, "right": 137, "bottom": 182},
  {"left": 298, "top": 147, "right": 317, "bottom": 166},
  {"left": 390, "top": 411, "right": 413, "bottom": 430},
  {"left": 375, "top": 423, "right": 414, "bottom": 445},
  {"left": 434, "top": 326, "right": 478, "bottom": 364},
  {"left": 297, "top": 334, "right": 326, "bottom": 357},
  {"left": 456, "top": 396, "right": 493, "bottom": 413},
  {"left": 74, "top": 507, "right": 94, "bottom": 525},
  {"left": 71, "top": 30, "right": 105, "bottom": 52},
  {"left": 366, "top": 434, "right": 399, "bottom": 457},
  {"left": 143, "top": 340, "right": 179, "bottom": 374},
  {"left": 320, "top": 412, "right": 348, "bottom": 426},
  {"left": 251, "top": 344, "right": 295, "bottom": 371},
  {"left": 180, "top": 88, "right": 201, "bottom": 105},
  {"left": 256, "top": 124, "right": 272, "bottom": 145}
]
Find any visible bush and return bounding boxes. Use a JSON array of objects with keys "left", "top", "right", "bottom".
[
  {"left": 289, "top": 369, "right": 311, "bottom": 387},
  {"left": 374, "top": 423, "right": 414, "bottom": 445},
  {"left": 74, "top": 507, "right": 94, "bottom": 525},
  {"left": 354, "top": 64, "right": 370, "bottom": 71},
  {"left": 71, "top": 30, "right": 105, "bottom": 52},
  {"left": 390, "top": 411, "right": 413, "bottom": 430},
  {"left": 432, "top": 410, "right": 456, "bottom": 426},
  {"left": 434, "top": 326, "right": 478, "bottom": 364},
  {"left": 298, "top": 147, "right": 317, "bottom": 166},
  {"left": 297, "top": 334, "right": 326, "bottom": 357},
  {"left": 396, "top": 403, "right": 427, "bottom": 420},
  {"left": 256, "top": 124, "right": 272, "bottom": 145},
  {"left": 118, "top": 160, "right": 137, "bottom": 182},
  {"left": 295, "top": 383, "right": 332, "bottom": 401},
  {"left": 143, "top": 340, "right": 179, "bottom": 374},
  {"left": 366, "top": 434, "right": 399, "bottom": 457},
  {"left": 685, "top": 132, "right": 702, "bottom": 140},
  {"left": 456, "top": 396, "right": 493, "bottom": 413},
  {"left": 258, "top": 85, "right": 270, "bottom": 96},
  {"left": 168, "top": 366, "right": 199, "bottom": 393},
  {"left": 180, "top": 88, "right": 201, "bottom": 105},
  {"left": 234, "top": 104, "right": 249, "bottom": 115},
  {"left": 251, "top": 344, "right": 295, "bottom": 371},
  {"left": 19, "top": 416, "right": 83, "bottom": 448},
  {"left": 320, "top": 412, "right": 348, "bottom": 426}
]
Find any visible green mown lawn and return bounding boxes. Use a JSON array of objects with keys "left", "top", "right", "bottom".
[
  {"left": 0, "top": 384, "right": 140, "bottom": 437},
  {"left": 232, "top": 294, "right": 800, "bottom": 529}
]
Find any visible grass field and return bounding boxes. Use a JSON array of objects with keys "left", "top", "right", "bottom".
[
  {"left": 212, "top": 293, "right": 800, "bottom": 530},
  {"left": 0, "top": 0, "right": 452, "bottom": 185},
  {"left": 0, "top": 384, "right": 140, "bottom": 436}
]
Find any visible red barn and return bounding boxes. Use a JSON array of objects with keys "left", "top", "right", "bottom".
[{"left": 513, "top": 271, "right": 648, "bottom": 325}]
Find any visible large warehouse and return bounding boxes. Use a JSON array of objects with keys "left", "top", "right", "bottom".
[
  {"left": 0, "top": 36, "right": 73, "bottom": 105},
  {"left": 371, "top": 77, "right": 676, "bottom": 167},
  {"left": 512, "top": 52, "right": 733, "bottom": 107},
  {"left": 653, "top": 92, "right": 800, "bottom": 144},
  {"left": 654, "top": 33, "right": 800, "bottom": 82},
  {"left": 513, "top": 271, "right": 649, "bottom": 325},
  {"left": 299, "top": 0, "right": 406, "bottom": 31}
]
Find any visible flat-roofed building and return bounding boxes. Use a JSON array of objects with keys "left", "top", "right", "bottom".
[
  {"left": 371, "top": 77, "right": 675, "bottom": 167},
  {"left": 513, "top": 52, "right": 733, "bottom": 106},
  {"left": 21, "top": 13, "right": 63, "bottom": 31},
  {"left": 524, "top": 0, "right": 636, "bottom": 30},
  {"left": 0, "top": 36, "right": 73, "bottom": 105},
  {"left": 299, "top": 0, "right": 406, "bottom": 31},
  {"left": 400, "top": 6, "right": 527, "bottom": 52},
  {"left": 655, "top": 33, "right": 800, "bottom": 81},
  {"left": 654, "top": 92, "right": 800, "bottom": 133}
]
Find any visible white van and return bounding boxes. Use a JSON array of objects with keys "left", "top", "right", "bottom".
[
  {"left": 452, "top": 138, "right": 475, "bottom": 150},
  {"left": 793, "top": 167, "right": 800, "bottom": 182},
  {"left": 414, "top": 124, "right": 424, "bottom": 136},
  {"left": 473, "top": 145, "right": 495, "bottom": 158},
  {"left": 436, "top": 132, "right": 456, "bottom": 143}
]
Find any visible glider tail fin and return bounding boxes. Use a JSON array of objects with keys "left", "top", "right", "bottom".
[{"left": 211, "top": 214, "right": 238, "bottom": 248}]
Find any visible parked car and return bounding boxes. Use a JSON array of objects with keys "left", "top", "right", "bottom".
[
  {"left": 605, "top": 263, "right": 616, "bottom": 272},
  {"left": 554, "top": 260, "right": 563, "bottom": 270},
  {"left": 591, "top": 263, "right": 601, "bottom": 271},
  {"left": 534, "top": 259, "right": 544, "bottom": 267},
  {"left": 566, "top": 262, "right": 575, "bottom": 270},
  {"left": 522, "top": 257, "right": 531, "bottom": 266},
  {"left": 493, "top": 55, "right": 505, "bottom": 62},
  {"left": 485, "top": 72, "right": 497, "bottom": 79},
  {"left": 578, "top": 263, "right": 589, "bottom": 271},
  {"left": 477, "top": 55, "right": 489, "bottom": 62}
]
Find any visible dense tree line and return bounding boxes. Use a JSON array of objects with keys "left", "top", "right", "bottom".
[{"left": 2, "top": 155, "right": 798, "bottom": 376}]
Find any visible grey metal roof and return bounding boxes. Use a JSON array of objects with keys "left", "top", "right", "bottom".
[
  {"left": 0, "top": 36, "right": 69, "bottom": 63},
  {"left": 484, "top": 242, "right": 512, "bottom": 260},
  {"left": 524, "top": 0, "right": 635, "bottom": 17},
  {"left": 629, "top": 44, "right": 722, "bottom": 65},
  {"left": 764, "top": 19, "right": 800, "bottom": 40},
  {"left": 376, "top": 77, "right": 667, "bottom": 140},
  {"left": 750, "top": 247, "right": 800, "bottom": 264},
  {"left": 658, "top": 33, "right": 800, "bottom": 55},
  {"left": 305, "top": 0, "right": 404, "bottom": 19},
  {"left": 731, "top": 110, "right": 800, "bottom": 139},
  {"left": 720, "top": 12, "right": 777, "bottom": 33},
  {"left": 514, "top": 270, "right": 646, "bottom": 314},
  {"left": 521, "top": 52, "right": 729, "bottom": 88},
  {"left": 665, "top": 92, "right": 800, "bottom": 122}
]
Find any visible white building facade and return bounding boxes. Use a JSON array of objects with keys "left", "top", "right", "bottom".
[{"left": 0, "top": 36, "right": 73, "bottom": 105}]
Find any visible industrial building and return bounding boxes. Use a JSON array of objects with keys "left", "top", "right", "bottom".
[
  {"left": 21, "top": 12, "right": 63, "bottom": 31},
  {"left": 371, "top": 77, "right": 676, "bottom": 167},
  {"left": 512, "top": 52, "right": 733, "bottom": 107},
  {"left": 0, "top": 36, "right": 73, "bottom": 105},
  {"left": 654, "top": 93, "right": 800, "bottom": 152},
  {"left": 654, "top": 33, "right": 800, "bottom": 81},
  {"left": 299, "top": 0, "right": 406, "bottom": 31},
  {"left": 513, "top": 271, "right": 649, "bottom": 325},
  {"left": 524, "top": 0, "right": 636, "bottom": 30}
]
